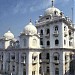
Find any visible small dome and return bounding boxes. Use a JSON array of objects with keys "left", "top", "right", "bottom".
[
  {"left": 44, "top": 6, "right": 61, "bottom": 16},
  {"left": 23, "top": 22, "right": 37, "bottom": 35},
  {"left": 4, "top": 30, "right": 14, "bottom": 40}
]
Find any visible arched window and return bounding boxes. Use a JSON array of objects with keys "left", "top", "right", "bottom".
[
  {"left": 55, "top": 39, "right": 59, "bottom": 45},
  {"left": 47, "top": 41, "right": 50, "bottom": 46},
  {"left": 46, "top": 29, "right": 50, "bottom": 34},
  {"left": 53, "top": 52, "right": 59, "bottom": 60},
  {"left": 40, "top": 29, "right": 43, "bottom": 35},
  {"left": 23, "top": 39, "right": 26, "bottom": 46},
  {"left": 55, "top": 26, "right": 58, "bottom": 31}
]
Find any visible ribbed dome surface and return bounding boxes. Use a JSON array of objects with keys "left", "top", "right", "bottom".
[
  {"left": 23, "top": 22, "right": 37, "bottom": 35},
  {"left": 4, "top": 30, "right": 14, "bottom": 40}
]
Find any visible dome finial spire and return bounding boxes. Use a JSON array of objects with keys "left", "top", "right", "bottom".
[
  {"left": 8, "top": 27, "right": 10, "bottom": 31},
  {"left": 51, "top": 0, "right": 54, "bottom": 7},
  {"left": 30, "top": 19, "right": 31, "bottom": 22}
]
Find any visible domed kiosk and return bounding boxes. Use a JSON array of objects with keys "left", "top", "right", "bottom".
[
  {"left": 4, "top": 30, "right": 14, "bottom": 40},
  {"left": 20, "top": 21, "right": 40, "bottom": 48},
  {"left": 23, "top": 22, "right": 37, "bottom": 35}
]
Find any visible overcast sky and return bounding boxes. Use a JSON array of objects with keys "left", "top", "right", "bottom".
[{"left": 0, "top": 0, "right": 74, "bottom": 38}]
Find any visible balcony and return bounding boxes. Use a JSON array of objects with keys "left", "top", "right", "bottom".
[
  {"left": 32, "top": 59, "right": 37, "bottom": 65},
  {"left": 21, "top": 59, "right": 26, "bottom": 65},
  {"left": 53, "top": 60, "right": 59, "bottom": 64},
  {"left": 53, "top": 31, "right": 59, "bottom": 37},
  {"left": 64, "top": 31, "right": 68, "bottom": 37},
  {"left": 40, "top": 34, "right": 43, "bottom": 38},
  {"left": 45, "top": 34, "right": 50, "bottom": 37},
  {"left": 10, "top": 59, "right": 15, "bottom": 62},
  {"left": 69, "top": 35, "right": 73, "bottom": 39},
  {"left": 39, "top": 59, "right": 49, "bottom": 63}
]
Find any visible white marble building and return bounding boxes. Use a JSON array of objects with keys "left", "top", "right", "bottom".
[{"left": 0, "top": 0, "right": 75, "bottom": 75}]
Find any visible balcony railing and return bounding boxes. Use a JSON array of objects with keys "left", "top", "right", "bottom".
[
  {"left": 39, "top": 59, "right": 49, "bottom": 63},
  {"left": 45, "top": 34, "right": 50, "bottom": 37},
  {"left": 53, "top": 60, "right": 59, "bottom": 64},
  {"left": 36, "top": 16, "right": 63, "bottom": 26},
  {"left": 69, "top": 35, "right": 73, "bottom": 39},
  {"left": 53, "top": 31, "right": 59, "bottom": 37},
  {"left": 32, "top": 59, "right": 37, "bottom": 64},
  {"left": 21, "top": 59, "right": 26, "bottom": 64}
]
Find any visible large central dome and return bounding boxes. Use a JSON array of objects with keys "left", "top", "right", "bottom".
[
  {"left": 44, "top": 6, "right": 61, "bottom": 16},
  {"left": 23, "top": 22, "right": 37, "bottom": 35}
]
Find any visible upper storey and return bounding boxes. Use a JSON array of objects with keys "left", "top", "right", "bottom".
[{"left": 36, "top": 0, "right": 73, "bottom": 28}]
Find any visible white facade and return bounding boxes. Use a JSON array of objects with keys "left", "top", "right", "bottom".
[{"left": 0, "top": 2, "right": 75, "bottom": 75}]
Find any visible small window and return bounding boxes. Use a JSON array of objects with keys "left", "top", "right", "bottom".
[
  {"left": 12, "top": 65, "right": 15, "bottom": 71},
  {"left": 1, "top": 64, "right": 3, "bottom": 70},
  {"left": 55, "top": 26, "right": 58, "bottom": 31},
  {"left": 47, "top": 41, "right": 50, "bottom": 46},
  {"left": 69, "top": 41, "right": 72, "bottom": 46},
  {"left": 54, "top": 56, "right": 58, "bottom": 60},
  {"left": 46, "top": 66, "right": 49, "bottom": 73},
  {"left": 46, "top": 29, "right": 50, "bottom": 34},
  {"left": 11, "top": 56, "right": 15, "bottom": 60},
  {"left": 53, "top": 52, "right": 59, "bottom": 60},
  {"left": 39, "top": 67, "right": 41, "bottom": 74},
  {"left": 23, "top": 69, "right": 26, "bottom": 75},
  {"left": 23, "top": 39, "right": 26, "bottom": 46},
  {"left": 40, "top": 38, "right": 43, "bottom": 45},
  {"left": 54, "top": 10, "right": 57, "bottom": 15},
  {"left": 40, "top": 41, "right": 43, "bottom": 45},
  {"left": 55, "top": 39, "right": 59, "bottom": 45},
  {"left": 39, "top": 53, "right": 42, "bottom": 59},
  {"left": 46, "top": 53, "right": 49, "bottom": 59},
  {"left": 64, "top": 40, "right": 66, "bottom": 45},
  {"left": 55, "top": 68, "right": 59, "bottom": 75},
  {"left": 69, "top": 31, "right": 71, "bottom": 35},
  {"left": 40, "top": 29, "right": 43, "bottom": 35},
  {"left": 64, "top": 26, "right": 67, "bottom": 31},
  {"left": 70, "top": 54, "right": 72, "bottom": 60},
  {"left": 65, "top": 55, "right": 67, "bottom": 61},
  {"left": 10, "top": 41, "right": 13, "bottom": 46}
]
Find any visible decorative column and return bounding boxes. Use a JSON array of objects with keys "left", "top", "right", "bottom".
[{"left": 26, "top": 52, "right": 32, "bottom": 75}]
